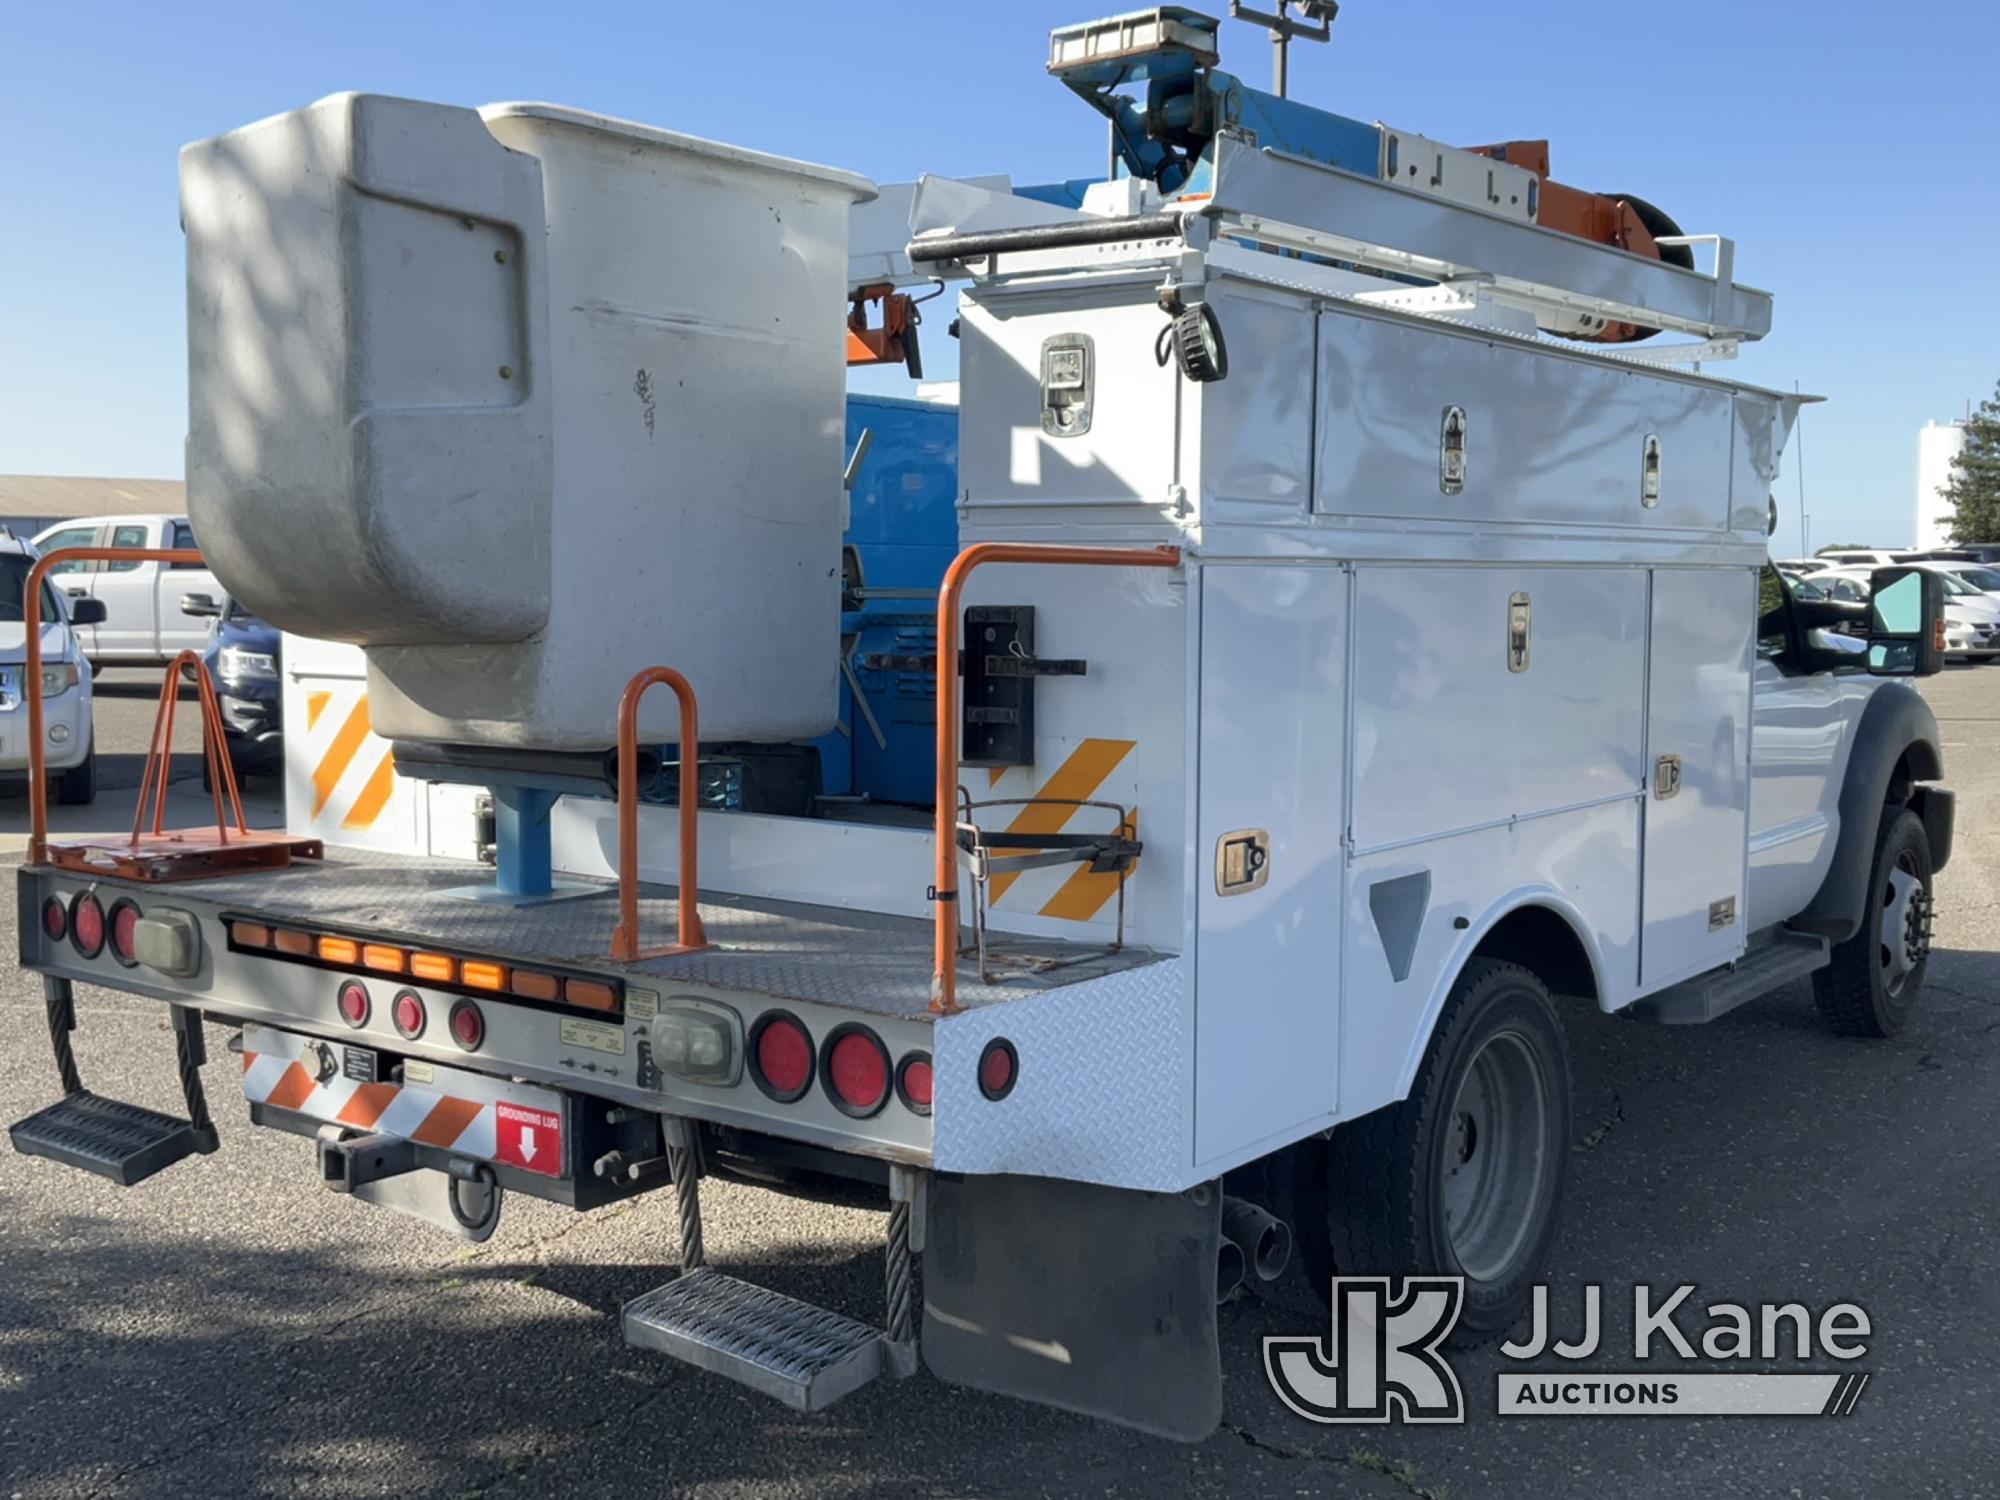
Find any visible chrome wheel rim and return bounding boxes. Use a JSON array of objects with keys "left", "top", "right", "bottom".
[
  {"left": 1440, "top": 1029, "right": 1553, "bottom": 1283},
  {"left": 1879, "top": 855, "right": 1930, "bottom": 998}
]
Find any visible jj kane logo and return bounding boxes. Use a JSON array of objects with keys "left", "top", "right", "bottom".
[{"left": 1265, "top": 1279, "right": 1874, "bottom": 1424}]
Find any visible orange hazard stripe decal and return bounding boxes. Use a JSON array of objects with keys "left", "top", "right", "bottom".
[
  {"left": 335, "top": 1082, "right": 402, "bottom": 1129},
  {"left": 985, "top": 738, "right": 1135, "bottom": 904},
  {"left": 306, "top": 691, "right": 332, "bottom": 730},
  {"left": 341, "top": 752, "right": 398, "bottom": 831},
  {"left": 313, "top": 698, "right": 373, "bottom": 816},
  {"left": 265, "top": 1060, "right": 317, "bottom": 1113},
  {"left": 411, "top": 1095, "right": 484, "bottom": 1148}
]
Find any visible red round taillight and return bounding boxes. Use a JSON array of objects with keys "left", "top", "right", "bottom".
[
  {"left": 69, "top": 893, "right": 106, "bottom": 959},
  {"left": 978, "top": 1038, "right": 1018, "bottom": 1101},
  {"left": 108, "top": 900, "right": 142, "bottom": 967},
  {"left": 896, "top": 1052, "right": 933, "bottom": 1116},
  {"left": 337, "top": 981, "right": 371, "bottom": 1028},
  {"left": 41, "top": 897, "right": 67, "bottom": 943},
  {"left": 391, "top": 990, "right": 426, "bottom": 1040},
  {"left": 749, "top": 1012, "right": 813, "bottom": 1102},
  {"left": 822, "top": 1026, "right": 890, "bottom": 1118},
  {"left": 448, "top": 999, "right": 485, "bottom": 1051}
]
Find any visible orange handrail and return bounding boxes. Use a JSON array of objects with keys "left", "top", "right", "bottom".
[
  {"left": 931, "top": 543, "right": 1182, "bottom": 1014},
  {"left": 25, "top": 546, "right": 207, "bottom": 864},
  {"left": 611, "top": 666, "right": 707, "bottom": 962},
  {"left": 132, "top": 650, "right": 252, "bottom": 846}
]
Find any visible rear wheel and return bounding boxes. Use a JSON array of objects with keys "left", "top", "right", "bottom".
[
  {"left": 1812, "top": 807, "right": 1933, "bottom": 1037},
  {"left": 1325, "top": 958, "right": 1571, "bottom": 1345}
]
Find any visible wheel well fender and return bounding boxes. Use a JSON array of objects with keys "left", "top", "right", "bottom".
[
  {"left": 1395, "top": 892, "right": 1604, "bottom": 1101},
  {"left": 1795, "top": 682, "right": 1944, "bottom": 942}
]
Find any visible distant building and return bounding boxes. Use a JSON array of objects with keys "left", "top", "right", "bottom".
[
  {"left": 1914, "top": 420, "right": 1970, "bottom": 550},
  {"left": 0, "top": 474, "right": 185, "bottom": 541}
]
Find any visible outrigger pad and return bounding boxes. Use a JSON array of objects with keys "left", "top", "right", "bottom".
[{"left": 922, "top": 1172, "right": 1223, "bottom": 1441}]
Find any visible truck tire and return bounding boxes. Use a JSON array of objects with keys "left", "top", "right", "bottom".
[
  {"left": 1811, "top": 806, "right": 1933, "bottom": 1038},
  {"left": 55, "top": 742, "right": 97, "bottom": 807},
  {"left": 1325, "top": 958, "right": 1571, "bottom": 1346}
]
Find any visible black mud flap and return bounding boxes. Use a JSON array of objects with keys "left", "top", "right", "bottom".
[{"left": 922, "top": 1172, "right": 1222, "bottom": 1441}]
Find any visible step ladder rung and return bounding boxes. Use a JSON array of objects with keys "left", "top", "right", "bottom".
[
  {"left": 624, "top": 1266, "right": 890, "bottom": 1411},
  {"left": 9, "top": 1090, "right": 217, "bottom": 1186}
]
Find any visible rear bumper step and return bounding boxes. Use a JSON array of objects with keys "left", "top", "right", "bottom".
[
  {"left": 9, "top": 1091, "right": 218, "bottom": 1186},
  {"left": 623, "top": 1267, "right": 907, "bottom": 1411}
]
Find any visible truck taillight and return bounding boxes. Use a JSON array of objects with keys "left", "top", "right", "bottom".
[
  {"left": 896, "top": 1052, "right": 933, "bottom": 1116},
  {"left": 978, "top": 1038, "right": 1018, "bottom": 1101},
  {"left": 70, "top": 894, "right": 106, "bottom": 959},
  {"left": 822, "top": 1025, "right": 890, "bottom": 1118},
  {"left": 392, "top": 990, "right": 426, "bottom": 1040},
  {"left": 448, "top": 999, "right": 485, "bottom": 1050},
  {"left": 42, "top": 898, "right": 66, "bottom": 942},
  {"left": 109, "top": 900, "right": 142, "bottom": 967},
  {"left": 749, "top": 1012, "right": 813, "bottom": 1102},
  {"left": 337, "top": 981, "right": 371, "bottom": 1028}
]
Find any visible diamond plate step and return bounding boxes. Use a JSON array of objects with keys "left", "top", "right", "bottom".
[
  {"left": 623, "top": 1267, "right": 889, "bottom": 1411},
  {"left": 9, "top": 1091, "right": 218, "bottom": 1186}
]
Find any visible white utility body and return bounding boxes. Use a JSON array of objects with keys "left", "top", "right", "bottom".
[{"left": 10, "top": 9, "right": 1954, "bottom": 1443}]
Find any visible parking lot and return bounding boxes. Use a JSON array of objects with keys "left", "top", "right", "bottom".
[{"left": 1, "top": 665, "right": 1995, "bottom": 1500}]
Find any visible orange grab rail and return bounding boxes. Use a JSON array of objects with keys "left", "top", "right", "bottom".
[
  {"left": 612, "top": 666, "right": 707, "bottom": 962},
  {"left": 931, "top": 543, "right": 1182, "bottom": 1014},
  {"left": 132, "top": 649, "right": 252, "bottom": 846},
  {"left": 25, "top": 546, "right": 210, "bottom": 864}
]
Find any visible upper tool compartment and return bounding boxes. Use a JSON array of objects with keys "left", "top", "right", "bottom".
[{"left": 182, "top": 94, "right": 876, "bottom": 751}]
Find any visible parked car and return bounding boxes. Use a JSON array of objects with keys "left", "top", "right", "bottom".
[
  {"left": 182, "top": 590, "right": 283, "bottom": 779},
  {"left": 30, "top": 514, "right": 219, "bottom": 666},
  {"left": 1816, "top": 563, "right": 2000, "bottom": 660},
  {"left": 1931, "top": 560, "right": 2000, "bottom": 600},
  {"left": 1814, "top": 547, "right": 1908, "bottom": 568},
  {"left": 0, "top": 534, "right": 104, "bottom": 803},
  {"left": 1907, "top": 544, "right": 2000, "bottom": 566},
  {"left": 1773, "top": 556, "right": 1834, "bottom": 577}
]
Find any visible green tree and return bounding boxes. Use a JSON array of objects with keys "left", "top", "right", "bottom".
[{"left": 1943, "top": 380, "right": 2000, "bottom": 543}]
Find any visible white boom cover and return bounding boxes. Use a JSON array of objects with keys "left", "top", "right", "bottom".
[{"left": 182, "top": 94, "right": 875, "bottom": 750}]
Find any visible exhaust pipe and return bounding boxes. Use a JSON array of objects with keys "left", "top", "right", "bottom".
[{"left": 1221, "top": 1197, "right": 1293, "bottom": 1284}]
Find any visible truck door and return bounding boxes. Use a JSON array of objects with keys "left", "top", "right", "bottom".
[
  {"left": 1194, "top": 564, "right": 1347, "bottom": 1171},
  {"left": 157, "top": 519, "right": 215, "bottom": 654},
  {"left": 1641, "top": 569, "right": 1755, "bottom": 988},
  {"left": 36, "top": 523, "right": 104, "bottom": 655},
  {"left": 88, "top": 520, "right": 157, "bottom": 660}
]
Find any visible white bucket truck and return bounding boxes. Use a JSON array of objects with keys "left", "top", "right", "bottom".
[{"left": 9, "top": 9, "right": 1953, "bottom": 1440}]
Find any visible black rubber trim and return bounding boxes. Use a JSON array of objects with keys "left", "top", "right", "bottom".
[
  {"left": 67, "top": 891, "right": 105, "bottom": 960},
  {"left": 819, "top": 1023, "right": 891, "bottom": 1120},
  {"left": 747, "top": 1009, "right": 814, "bottom": 1104},
  {"left": 390, "top": 988, "right": 426, "bottom": 1042},
  {"left": 1795, "top": 682, "right": 1943, "bottom": 941},
  {"left": 106, "top": 898, "right": 142, "bottom": 968},
  {"left": 895, "top": 1050, "right": 934, "bottom": 1117},
  {"left": 978, "top": 1037, "right": 1019, "bottom": 1102},
  {"left": 907, "top": 213, "right": 1185, "bottom": 265}
]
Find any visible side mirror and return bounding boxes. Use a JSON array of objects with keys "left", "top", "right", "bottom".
[
  {"left": 180, "top": 591, "right": 221, "bottom": 618},
  {"left": 67, "top": 598, "right": 108, "bottom": 626},
  {"left": 1865, "top": 567, "right": 1945, "bottom": 676}
]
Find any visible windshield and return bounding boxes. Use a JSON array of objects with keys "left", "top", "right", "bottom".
[
  {"left": 0, "top": 556, "right": 62, "bottom": 624},
  {"left": 1955, "top": 567, "right": 2000, "bottom": 591},
  {"left": 1934, "top": 570, "right": 1980, "bottom": 597}
]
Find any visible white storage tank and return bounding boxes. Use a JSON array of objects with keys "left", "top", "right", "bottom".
[{"left": 182, "top": 94, "right": 875, "bottom": 751}]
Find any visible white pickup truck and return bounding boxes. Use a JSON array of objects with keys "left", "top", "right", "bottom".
[{"left": 30, "top": 514, "right": 217, "bottom": 666}]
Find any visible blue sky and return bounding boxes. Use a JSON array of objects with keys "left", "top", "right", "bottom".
[{"left": 2, "top": 1, "right": 1994, "bottom": 554}]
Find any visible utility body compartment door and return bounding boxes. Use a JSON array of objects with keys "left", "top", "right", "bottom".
[{"left": 1641, "top": 568, "right": 1755, "bottom": 988}]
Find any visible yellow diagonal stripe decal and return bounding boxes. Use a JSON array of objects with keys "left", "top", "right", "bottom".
[
  {"left": 985, "top": 738, "right": 1135, "bottom": 904},
  {"left": 340, "top": 750, "right": 398, "bottom": 830},
  {"left": 313, "top": 697, "right": 373, "bottom": 817},
  {"left": 1039, "top": 809, "right": 1140, "bottom": 922}
]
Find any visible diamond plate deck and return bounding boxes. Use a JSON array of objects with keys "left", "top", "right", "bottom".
[
  {"left": 104, "top": 849, "right": 1167, "bottom": 1017},
  {"left": 623, "top": 1267, "right": 889, "bottom": 1411},
  {"left": 9, "top": 1091, "right": 217, "bottom": 1186}
]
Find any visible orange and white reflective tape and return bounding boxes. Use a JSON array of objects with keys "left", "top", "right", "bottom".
[
  {"left": 974, "top": 736, "right": 1140, "bottom": 923},
  {"left": 302, "top": 688, "right": 399, "bottom": 832},
  {"left": 239, "top": 1025, "right": 563, "bottom": 1172}
]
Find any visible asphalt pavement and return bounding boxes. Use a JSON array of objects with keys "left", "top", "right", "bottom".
[{"left": 2, "top": 668, "right": 1998, "bottom": 1498}]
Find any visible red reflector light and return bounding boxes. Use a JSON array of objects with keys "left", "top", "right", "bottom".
[
  {"left": 392, "top": 990, "right": 426, "bottom": 1040},
  {"left": 978, "top": 1038, "right": 1018, "bottom": 1101},
  {"left": 896, "top": 1052, "right": 934, "bottom": 1115},
  {"left": 749, "top": 1012, "right": 813, "bottom": 1102},
  {"left": 41, "top": 898, "right": 66, "bottom": 942},
  {"left": 70, "top": 894, "right": 106, "bottom": 959},
  {"left": 823, "top": 1026, "right": 890, "bottom": 1118},
  {"left": 337, "top": 981, "right": 370, "bottom": 1028},
  {"left": 448, "top": 999, "right": 485, "bottom": 1051},
  {"left": 109, "top": 900, "right": 141, "bottom": 966}
]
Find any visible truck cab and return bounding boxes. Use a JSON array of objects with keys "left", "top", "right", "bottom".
[{"left": 31, "top": 514, "right": 216, "bottom": 665}]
